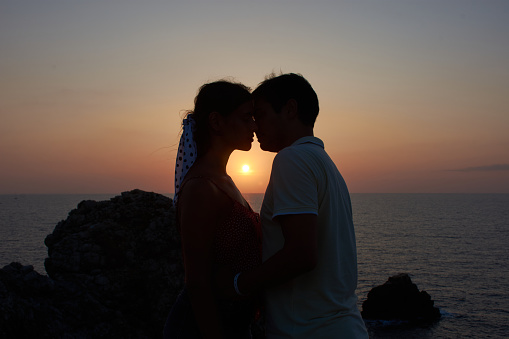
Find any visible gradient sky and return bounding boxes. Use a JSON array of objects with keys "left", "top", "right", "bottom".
[{"left": 1, "top": 0, "right": 508, "bottom": 194}]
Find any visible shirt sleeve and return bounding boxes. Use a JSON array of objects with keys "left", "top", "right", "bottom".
[{"left": 271, "top": 147, "right": 318, "bottom": 219}]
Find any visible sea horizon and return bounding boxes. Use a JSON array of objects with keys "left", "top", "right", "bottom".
[{"left": 3, "top": 192, "right": 509, "bottom": 195}]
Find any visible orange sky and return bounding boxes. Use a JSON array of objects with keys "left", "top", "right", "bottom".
[{"left": 1, "top": 1, "right": 508, "bottom": 194}]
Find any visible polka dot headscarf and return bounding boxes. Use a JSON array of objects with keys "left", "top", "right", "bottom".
[{"left": 174, "top": 114, "right": 197, "bottom": 206}]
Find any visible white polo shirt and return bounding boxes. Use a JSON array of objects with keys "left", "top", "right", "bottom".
[{"left": 261, "top": 136, "right": 368, "bottom": 339}]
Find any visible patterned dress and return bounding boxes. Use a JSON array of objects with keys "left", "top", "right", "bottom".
[{"left": 164, "top": 177, "right": 262, "bottom": 339}]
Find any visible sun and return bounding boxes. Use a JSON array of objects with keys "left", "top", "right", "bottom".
[{"left": 242, "top": 164, "right": 250, "bottom": 173}]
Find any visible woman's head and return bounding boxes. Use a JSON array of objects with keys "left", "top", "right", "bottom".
[
  {"left": 189, "top": 80, "right": 253, "bottom": 156},
  {"left": 174, "top": 80, "right": 254, "bottom": 205}
]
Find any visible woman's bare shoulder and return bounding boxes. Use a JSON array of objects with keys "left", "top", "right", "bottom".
[
  {"left": 179, "top": 177, "right": 228, "bottom": 211},
  {"left": 181, "top": 177, "right": 215, "bottom": 198},
  {"left": 178, "top": 178, "right": 230, "bottom": 238}
]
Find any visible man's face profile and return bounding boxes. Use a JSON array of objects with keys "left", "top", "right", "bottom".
[{"left": 253, "top": 98, "right": 283, "bottom": 153}]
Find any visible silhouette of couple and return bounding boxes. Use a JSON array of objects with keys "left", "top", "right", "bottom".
[{"left": 164, "top": 73, "right": 368, "bottom": 339}]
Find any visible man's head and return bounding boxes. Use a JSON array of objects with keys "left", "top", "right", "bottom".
[{"left": 253, "top": 73, "right": 319, "bottom": 152}]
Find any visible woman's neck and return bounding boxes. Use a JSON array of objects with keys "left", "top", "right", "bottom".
[{"left": 197, "top": 148, "right": 232, "bottom": 175}]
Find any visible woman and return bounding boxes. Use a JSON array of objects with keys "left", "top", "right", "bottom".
[{"left": 164, "top": 80, "right": 261, "bottom": 338}]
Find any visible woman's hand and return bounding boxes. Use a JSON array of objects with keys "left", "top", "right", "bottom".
[{"left": 214, "top": 265, "right": 239, "bottom": 299}]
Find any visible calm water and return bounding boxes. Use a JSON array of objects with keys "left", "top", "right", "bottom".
[{"left": 1, "top": 193, "right": 508, "bottom": 338}]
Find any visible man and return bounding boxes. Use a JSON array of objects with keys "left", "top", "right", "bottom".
[{"left": 228, "top": 73, "right": 367, "bottom": 338}]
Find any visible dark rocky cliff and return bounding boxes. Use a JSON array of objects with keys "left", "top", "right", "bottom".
[
  {"left": 362, "top": 273, "right": 441, "bottom": 323},
  {"left": 0, "top": 189, "right": 184, "bottom": 338}
]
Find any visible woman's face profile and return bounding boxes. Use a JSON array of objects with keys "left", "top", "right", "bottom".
[{"left": 223, "top": 100, "right": 257, "bottom": 152}]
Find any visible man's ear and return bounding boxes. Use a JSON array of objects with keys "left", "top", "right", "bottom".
[
  {"left": 283, "top": 99, "right": 298, "bottom": 120},
  {"left": 208, "top": 111, "right": 223, "bottom": 133}
]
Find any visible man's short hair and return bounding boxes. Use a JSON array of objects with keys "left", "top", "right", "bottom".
[{"left": 253, "top": 73, "right": 319, "bottom": 127}]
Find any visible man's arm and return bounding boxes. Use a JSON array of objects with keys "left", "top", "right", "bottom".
[{"left": 233, "top": 213, "right": 318, "bottom": 296}]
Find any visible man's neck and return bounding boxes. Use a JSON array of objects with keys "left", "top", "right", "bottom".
[{"left": 282, "top": 127, "right": 314, "bottom": 149}]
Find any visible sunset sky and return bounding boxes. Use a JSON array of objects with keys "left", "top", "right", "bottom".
[{"left": 1, "top": 0, "right": 508, "bottom": 194}]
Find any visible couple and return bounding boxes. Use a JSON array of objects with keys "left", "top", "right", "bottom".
[{"left": 164, "top": 73, "right": 368, "bottom": 339}]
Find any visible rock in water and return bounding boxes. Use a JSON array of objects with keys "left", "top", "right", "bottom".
[
  {"left": 0, "top": 189, "right": 184, "bottom": 338},
  {"left": 361, "top": 273, "right": 441, "bottom": 322}
]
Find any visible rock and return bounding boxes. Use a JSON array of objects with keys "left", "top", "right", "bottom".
[
  {"left": 0, "top": 189, "right": 184, "bottom": 338},
  {"left": 361, "top": 273, "right": 441, "bottom": 322}
]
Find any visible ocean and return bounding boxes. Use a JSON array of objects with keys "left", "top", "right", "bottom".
[{"left": 1, "top": 193, "right": 508, "bottom": 338}]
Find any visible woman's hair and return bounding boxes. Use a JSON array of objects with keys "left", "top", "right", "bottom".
[{"left": 188, "top": 80, "right": 251, "bottom": 157}]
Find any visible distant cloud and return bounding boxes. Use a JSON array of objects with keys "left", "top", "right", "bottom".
[{"left": 451, "top": 164, "right": 509, "bottom": 172}]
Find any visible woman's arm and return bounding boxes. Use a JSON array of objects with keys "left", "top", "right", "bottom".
[
  {"left": 239, "top": 213, "right": 317, "bottom": 293},
  {"left": 217, "top": 213, "right": 318, "bottom": 298},
  {"left": 179, "top": 179, "right": 226, "bottom": 339}
]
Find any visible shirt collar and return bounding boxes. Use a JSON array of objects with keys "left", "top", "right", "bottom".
[{"left": 291, "top": 136, "right": 324, "bottom": 148}]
